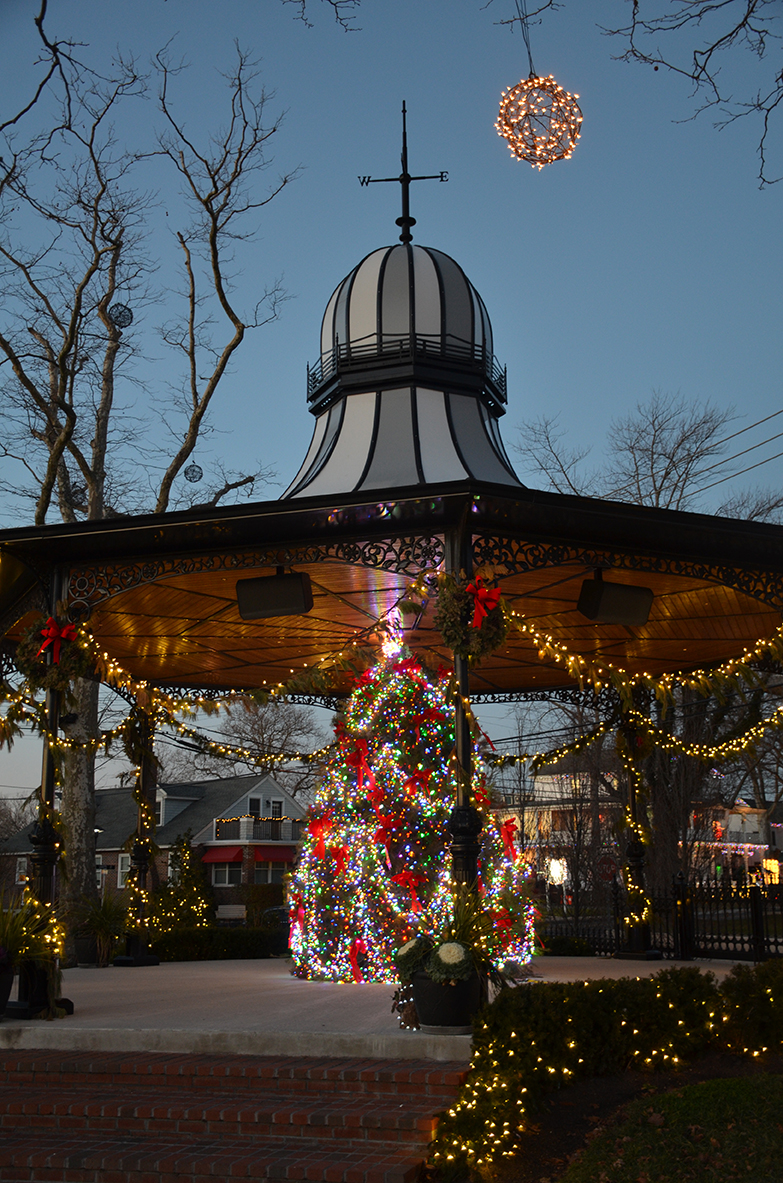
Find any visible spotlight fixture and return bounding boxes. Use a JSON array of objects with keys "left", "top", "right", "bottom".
[
  {"left": 236, "top": 568, "right": 313, "bottom": 620},
  {"left": 577, "top": 570, "right": 653, "bottom": 628}
]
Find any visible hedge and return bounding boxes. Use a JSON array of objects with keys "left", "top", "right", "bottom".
[
  {"left": 429, "top": 960, "right": 783, "bottom": 1177},
  {"left": 150, "top": 926, "right": 281, "bottom": 962}
]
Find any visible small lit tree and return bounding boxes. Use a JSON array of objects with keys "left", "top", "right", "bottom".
[{"left": 149, "top": 833, "right": 214, "bottom": 935}]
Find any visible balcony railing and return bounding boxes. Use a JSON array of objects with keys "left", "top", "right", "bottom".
[
  {"left": 307, "top": 333, "right": 507, "bottom": 403},
  {"left": 213, "top": 816, "right": 303, "bottom": 842}
]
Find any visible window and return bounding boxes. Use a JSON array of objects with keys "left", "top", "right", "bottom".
[
  {"left": 248, "top": 797, "right": 261, "bottom": 818},
  {"left": 167, "top": 850, "right": 180, "bottom": 884},
  {"left": 95, "top": 854, "right": 103, "bottom": 891},
  {"left": 213, "top": 862, "right": 242, "bottom": 887},
  {"left": 118, "top": 853, "right": 131, "bottom": 889},
  {"left": 155, "top": 798, "right": 162, "bottom": 826},
  {"left": 254, "top": 860, "right": 288, "bottom": 885},
  {"left": 270, "top": 801, "right": 283, "bottom": 819},
  {"left": 15, "top": 857, "right": 27, "bottom": 886}
]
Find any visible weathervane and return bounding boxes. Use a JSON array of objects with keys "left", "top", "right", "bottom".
[{"left": 358, "top": 102, "right": 448, "bottom": 243}]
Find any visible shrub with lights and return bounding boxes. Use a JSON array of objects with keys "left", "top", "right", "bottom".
[
  {"left": 429, "top": 961, "right": 783, "bottom": 1175},
  {"left": 149, "top": 833, "right": 214, "bottom": 935},
  {"left": 288, "top": 639, "right": 535, "bottom": 984}
]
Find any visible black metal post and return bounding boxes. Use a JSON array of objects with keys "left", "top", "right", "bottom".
[{"left": 445, "top": 512, "right": 483, "bottom": 885}]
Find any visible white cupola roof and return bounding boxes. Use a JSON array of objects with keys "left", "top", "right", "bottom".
[{"left": 283, "top": 242, "right": 523, "bottom": 498}]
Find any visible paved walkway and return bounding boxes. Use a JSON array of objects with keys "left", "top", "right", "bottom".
[{"left": 0, "top": 954, "right": 743, "bottom": 1063}]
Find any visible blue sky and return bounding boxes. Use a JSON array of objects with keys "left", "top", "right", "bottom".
[{"left": 1, "top": 0, "right": 781, "bottom": 793}]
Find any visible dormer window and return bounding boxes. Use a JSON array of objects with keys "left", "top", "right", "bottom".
[
  {"left": 271, "top": 801, "right": 283, "bottom": 819},
  {"left": 248, "top": 797, "right": 261, "bottom": 818}
]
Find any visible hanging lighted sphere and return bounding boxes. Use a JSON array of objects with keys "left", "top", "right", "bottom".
[{"left": 496, "top": 75, "right": 582, "bottom": 169}]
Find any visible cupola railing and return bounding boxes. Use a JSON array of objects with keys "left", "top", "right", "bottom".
[{"left": 307, "top": 332, "right": 507, "bottom": 405}]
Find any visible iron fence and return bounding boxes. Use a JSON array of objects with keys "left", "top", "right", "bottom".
[{"left": 537, "top": 876, "right": 783, "bottom": 963}]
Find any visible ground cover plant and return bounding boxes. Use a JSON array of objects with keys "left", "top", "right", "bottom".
[
  {"left": 428, "top": 961, "right": 783, "bottom": 1177},
  {"left": 560, "top": 1074, "right": 783, "bottom": 1182}
]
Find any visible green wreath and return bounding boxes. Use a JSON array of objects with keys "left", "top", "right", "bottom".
[
  {"left": 14, "top": 617, "right": 95, "bottom": 693},
  {"left": 433, "top": 574, "right": 508, "bottom": 662}
]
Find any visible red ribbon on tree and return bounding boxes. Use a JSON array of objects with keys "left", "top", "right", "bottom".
[
  {"left": 330, "top": 844, "right": 349, "bottom": 876},
  {"left": 367, "top": 781, "right": 385, "bottom": 814},
  {"left": 392, "top": 870, "right": 426, "bottom": 913},
  {"left": 345, "top": 738, "right": 376, "bottom": 795},
  {"left": 349, "top": 937, "right": 367, "bottom": 983},
  {"left": 466, "top": 576, "right": 502, "bottom": 629},
  {"left": 412, "top": 708, "right": 446, "bottom": 741},
  {"left": 290, "top": 892, "right": 305, "bottom": 935},
  {"left": 373, "top": 816, "right": 395, "bottom": 866},
  {"left": 36, "top": 617, "right": 77, "bottom": 664},
  {"left": 308, "top": 815, "right": 333, "bottom": 859},
  {"left": 473, "top": 776, "right": 491, "bottom": 813},
  {"left": 500, "top": 817, "right": 518, "bottom": 861},
  {"left": 489, "top": 906, "right": 515, "bottom": 946},
  {"left": 403, "top": 769, "right": 432, "bottom": 798}
]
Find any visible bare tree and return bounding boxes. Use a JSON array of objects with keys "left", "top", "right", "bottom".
[
  {"left": 0, "top": 44, "right": 295, "bottom": 918},
  {"left": 603, "top": 1, "right": 783, "bottom": 187},
  {"left": 157, "top": 699, "right": 328, "bottom": 800}
]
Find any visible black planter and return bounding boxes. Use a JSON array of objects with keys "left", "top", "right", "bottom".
[
  {"left": 411, "top": 969, "right": 483, "bottom": 1034},
  {"left": 0, "top": 967, "right": 14, "bottom": 1017},
  {"left": 74, "top": 935, "right": 99, "bottom": 967}
]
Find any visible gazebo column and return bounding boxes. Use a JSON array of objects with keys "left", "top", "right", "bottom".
[
  {"left": 115, "top": 707, "right": 160, "bottom": 967},
  {"left": 31, "top": 567, "right": 64, "bottom": 905},
  {"left": 445, "top": 518, "right": 483, "bottom": 885}
]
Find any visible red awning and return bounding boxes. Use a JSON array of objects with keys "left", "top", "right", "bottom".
[
  {"left": 254, "top": 845, "right": 297, "bottom": 861},
  {"left": 202, "top": 846, "right": 243, "bottom": 863}
]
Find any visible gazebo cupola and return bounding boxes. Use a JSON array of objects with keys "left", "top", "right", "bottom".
[{"left": 283, "top": 243, "right": 522, "bottom": 498}]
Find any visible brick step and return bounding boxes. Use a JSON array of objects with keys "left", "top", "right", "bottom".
[
  {"left": 0, "top": 1132, "right": 424, "bottom": 1183},
  {"left": 0, "top": 1051, "right": 465, "bottom": 1102},
  {"left": 0, "top": 1082, "right": 437, "bottom": 1149}
]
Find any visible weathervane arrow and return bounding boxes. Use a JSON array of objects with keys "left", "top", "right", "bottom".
[{"left": 358, "top": 102, "right": 448, "bottom": 243}]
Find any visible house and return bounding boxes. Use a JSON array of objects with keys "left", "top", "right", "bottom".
[{"left": 0, "top": 772, "right": 306, "bottom": 921}]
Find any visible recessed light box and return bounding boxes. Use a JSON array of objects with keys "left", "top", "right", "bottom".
[
  {"left": 577, "top": 578, "right": 654, "bottom": 628},
  {"left": 236, "top": 572, "right": 314, "bottom": 620}
]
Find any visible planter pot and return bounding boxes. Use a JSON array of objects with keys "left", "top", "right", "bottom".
[
  {"left": 74, "top": 935, "right": 99, "bottom": 968},
  {"left": 0, "top": 967, "right": 14, "bottom": 1017},
  {"left": 411, "top": 969, "right": 484, "bottom": 1035}
]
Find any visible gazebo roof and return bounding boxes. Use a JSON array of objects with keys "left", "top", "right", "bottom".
[{"left": 1, "top": 479, "right": 781, "bottom": 700}]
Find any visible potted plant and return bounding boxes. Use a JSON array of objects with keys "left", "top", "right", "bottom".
[
  {"left": 0, "top": 893, "right": 64, "bottom": 1018},
  {"left": 393, "top": 885, "right": 519, "bottom": 1034},
  {"left": 73, "top": 893, "right": 128, "bottom": 967}
]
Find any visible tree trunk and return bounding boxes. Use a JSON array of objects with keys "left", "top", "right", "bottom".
[{"left": 60, "top": 678, "right": 99, "bottom": 959}]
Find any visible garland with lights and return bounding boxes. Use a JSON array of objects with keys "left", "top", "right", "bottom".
[
  {"left": 288, "top": 639, "right": 535, "bottom": 985},
  {"left": 14, "top": 615, "right": 95, "bottom": 693}
]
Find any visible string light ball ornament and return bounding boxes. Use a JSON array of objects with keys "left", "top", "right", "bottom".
[{"left": 496, "top": 75, "right": 582, "bottom": 168}]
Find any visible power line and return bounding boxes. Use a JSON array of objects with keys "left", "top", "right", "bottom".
[{"left": 696, "top": 447, "right": 783, "bottom": 494}]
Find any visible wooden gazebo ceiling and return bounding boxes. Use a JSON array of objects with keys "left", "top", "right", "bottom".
[
  {"left": 69, "top": 559, "right": 778, "bottom": 696},
  {"left": 2, "top": 482, "right": 783, "bottom": 699}
]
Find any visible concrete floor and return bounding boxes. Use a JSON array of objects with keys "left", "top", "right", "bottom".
[{"left": 0, "top": 955, "right": 743, "bottom": 1063}]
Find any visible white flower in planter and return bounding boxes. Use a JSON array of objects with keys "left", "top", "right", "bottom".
[{"left": 437, "top": 941, "right": 467, "bottom": 965}]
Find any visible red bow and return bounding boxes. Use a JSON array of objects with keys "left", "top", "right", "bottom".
[
  {"left": 500, "top": 817, "right": 518, "bottom": 861},
  {"left": 330, "top": 844, "right": 349, "bottom": 876},
  {"left": 346, "top": 738, "right": 376, "bottom": 795},
  {"left": 403, "top": 769, "right": 432, "bottom": 798},
  {"left": 349, "top": 937, "right": 367, "bottom": 983},
  {"left": 392, "top": 870, "right": 426, "bottom": 913},
  {"left": 36, "top": 617, "right": 77, "bottom": 664},
  {"left": 373, "top": 816, "right": 395, "bottom": 865},
  {"left": 391, "top": 656, "right": 425, "bottom": 682},
  {"left": 308, "top": 815, "right": 333, "bottom": 859},
  {"left": 466, "top": 576, "right": 502, "bottom": 630},
  {"left": 367, "top": 781, "right": 385, "bottom": 814},
  {"left": 357, "top": 668, "right": 376, "bottom": 687},
  {"left": 412, "top": 708, "right": 446, "bottom": 741}
]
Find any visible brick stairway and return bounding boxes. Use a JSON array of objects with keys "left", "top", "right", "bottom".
[{"left": 0, "top": 1050, "right": 467, "bottom": 1182}]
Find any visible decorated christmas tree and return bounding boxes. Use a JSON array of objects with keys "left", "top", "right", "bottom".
[{"left": 289, "top": 637, "right": 535, "bottom": 983}]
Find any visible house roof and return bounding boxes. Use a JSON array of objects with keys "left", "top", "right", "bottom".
[{"left": 0, "top": 772, "right": 305, "bottom": 856}]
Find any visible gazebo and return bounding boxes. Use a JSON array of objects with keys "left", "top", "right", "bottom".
[{"left": 2, "top": 202, "right": 783, "bottom": 963}]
